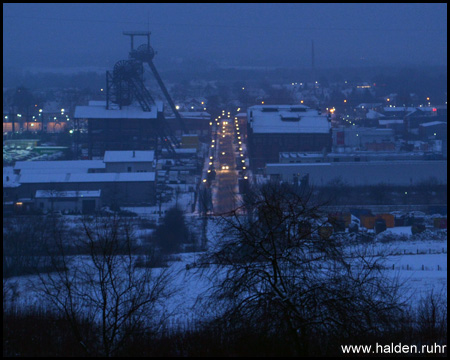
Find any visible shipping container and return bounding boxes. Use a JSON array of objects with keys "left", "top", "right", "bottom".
[
  {"left": 360, "top": 215, "right": 376, "bottom": 229},
  {"left": 350, "top": 208, "right": 373, "bottom": 219},
  {"left": 394, "top": 216, "right": 404, "bottom": 227},
  {"left": 433, "top": 218, "right": 447, "bottom": 229},
  {"left": 375, "top": 214, "right": 395, "bottom": 228},
  {"left": 375, "top": 218, "right": 387, "bottom": 234}
]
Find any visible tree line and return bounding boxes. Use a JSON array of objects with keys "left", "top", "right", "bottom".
[{"left": 3, "top": 185, "right": 447, "bottom": 356}]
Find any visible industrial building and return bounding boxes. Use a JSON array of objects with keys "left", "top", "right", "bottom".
[
  {"left": 166, "top": 111, "right": 211, "bottom": 137},
  {"left": 35, "top": 190, "right": 102, "bottom": 214},
  {"left": 265, "top": 160, "right": 447, "bottom": 186},
  {"left": 74, "top": 100, "right": 164, "bottom": 159},
  {"left": 247, "top": 105, "right": 331, "bottom": 168},
  {"left": 418, "top": 121, "right": 447, "bottom": 140},
  {"left": 4, "top": 150, "right": 156, "bottom": 209},
  {"left": 278, "top": 151, "right": 433, "bottom": 164},
  {"left": 74, "top": 32, "right": 186, "bottom": 159},
  {"left": 332, "top": 127, "right": 395, "bottom": 152}
]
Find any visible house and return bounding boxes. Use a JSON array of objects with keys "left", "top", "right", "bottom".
[{"left": 419, "top": 121, "right": 447, "bottom": 140}]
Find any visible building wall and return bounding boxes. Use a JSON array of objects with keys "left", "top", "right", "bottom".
[
  {"left": 419, "top": 123, "right": 447, "bottom": 140},
  {"left": 332, "top": 127, "right": 395, "bottom": 150},
  {"left": 14, "top": 181, "right": 155, "bottom": 206},
  {"left": 105, "top": 162, "right": 154, "bottom": 173},
  {"left": 265, "top": 160, "right": 447, "bottom": 186},
  {"left": 35, "top": 197, "right": 101, "bottom": 213},
  {"left": 87, "top": 118, "right": 158, "bottom": 158},
  {"left": 249, "top": 132, "right": 331, "bottom": 168}
]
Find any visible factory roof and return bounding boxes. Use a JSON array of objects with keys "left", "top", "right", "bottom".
[
  {"left": 14, "top": 160, "right": 105, "bottom": 174},
  {"left": 379, "top": 119, "right": 404, "bottom": 125},
  {"left": 419, "top": 121, "right": 446, "bottom": 127},
  {"left": 74, "top": 100, "right": 162, "bottom": 119},
  {"left": 103, "top": 150, "right": 154, "bottom": 163},
  {"left": 35, "top": 190, "right": 102, "bottom": 198},
  {"left": 248, "top": 105, "right": 330, "bottom": 134},
  {"left": 18, "top": 172, "right": 156, "bottom": 184}
]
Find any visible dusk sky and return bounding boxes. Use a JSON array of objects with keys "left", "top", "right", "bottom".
[{"left": 3, "top": 3, "right": 447, "bottom": 73}]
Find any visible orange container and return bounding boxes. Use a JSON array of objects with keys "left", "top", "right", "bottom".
[
  {"left": 360, "top": 215, "right": 376, "bottom": 229},
  {"left": 376, "top": 214, "right": 395, "bottom": 228}
]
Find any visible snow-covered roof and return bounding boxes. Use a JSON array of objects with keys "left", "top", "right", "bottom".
[
  {"left": 74, "top": 101, "right": 162, "bottom": 119},
  {"left": 18, "top": 172, "right": 155, "bottom": 184},
  {"left": 383, "top": 107, "right": 416, "bottom": 113},
  {"left": 14, "top": 160, "right": 105, "bottom": 173},
  {"left": 35, "top": 190, "right": 101, "bottom": 198},
  {"left": 248, "top": 105, "right": 330, "bottom": 134},
  {"left": 166, "top": 111, "right": 210, "bottom": 120},
  {"left": 379, "top": 119, "right": 404, "bottom": 125},
  {"left": 356, "top": 103, "right": 383, "bottom": 109},
  {"left": 419, "top": 121, "right": 447, "bottom": 127},
  {"left": 103, "top": 150, "right": 154, "bottom": 163},
  {"left": 366, "top": 109, "right": 385, "bottom": 119}
]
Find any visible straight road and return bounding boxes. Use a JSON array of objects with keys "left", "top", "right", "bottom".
[{"left": 213, "top": 119, "right": 239, "bottom": 215}]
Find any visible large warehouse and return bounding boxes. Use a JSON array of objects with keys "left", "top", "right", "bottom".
[
  {"left": 265, "top": 160, "right": 447, "bottom": 186},
  {"left": 74, "top": 101, "right": 163, "bottom": 159},
  {"left": 247, "top": 105, "right": 331, "bottom": 169},
  {"left": 4, "top": 151, "right": 156, "bottom": 210}
]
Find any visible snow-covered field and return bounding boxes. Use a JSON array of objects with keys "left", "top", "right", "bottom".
[{"left": 3, "top": 220, "right": 447, "bottom": 327}]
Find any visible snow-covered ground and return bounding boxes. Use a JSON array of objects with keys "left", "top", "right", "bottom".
[{"left": 3, "top": 221, "right": 447, "bottom": 327}]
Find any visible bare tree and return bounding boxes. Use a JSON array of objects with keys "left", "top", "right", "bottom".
[
  {"left": 202, "top": 182, "right": 407, "bottom": 355},
  {"left": 37, "top": 214, "right": 175, "bottom": 356}
]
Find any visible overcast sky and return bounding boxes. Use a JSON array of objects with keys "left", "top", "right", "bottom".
[{"left": 3, "top": 3, "right": 447, "bottom": 72}]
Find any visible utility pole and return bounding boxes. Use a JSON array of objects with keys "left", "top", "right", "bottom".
[{"left": 312, "top": 40, "right": 316, "bottom": 97}]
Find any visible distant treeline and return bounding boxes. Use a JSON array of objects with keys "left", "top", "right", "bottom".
[{"left": 4, "top": 64, "right": 447, "bottom": 104}]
